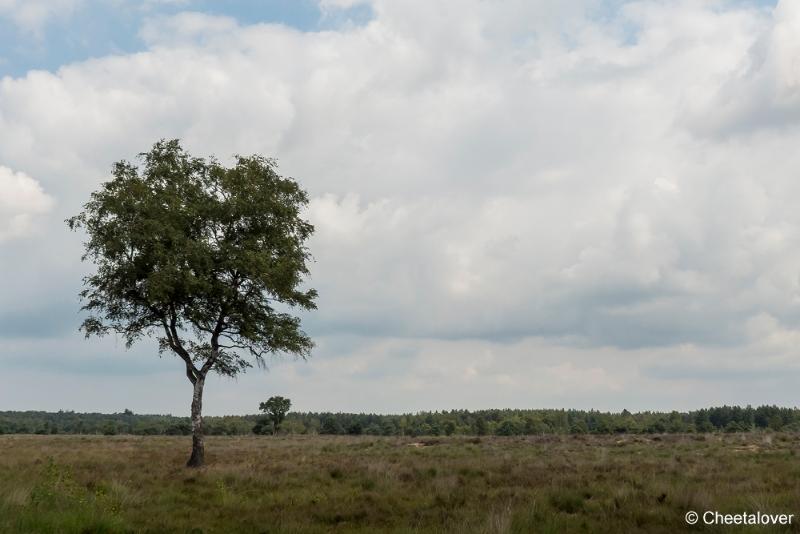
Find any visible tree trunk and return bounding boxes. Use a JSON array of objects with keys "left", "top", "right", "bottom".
[{"left": 186, "top": 377, "right": 205, "bottom": 468}]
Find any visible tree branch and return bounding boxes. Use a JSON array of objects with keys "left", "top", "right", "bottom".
[
  {"left": 162, "top": 306, "right": 199, "bottom": 384},
  {"left": 199, "top": 309, "right": 227, "bottom": 376}
]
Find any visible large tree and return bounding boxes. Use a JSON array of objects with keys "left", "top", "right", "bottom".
[{"left": 67, "top": 139, "right": 317, "bottom": 467}]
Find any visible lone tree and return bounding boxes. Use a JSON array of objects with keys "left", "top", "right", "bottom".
[
  {"left": 257, "top": 396, "right": 291, "bottom": 435},
  {"left": 67, "top": 139, "right": 317, "bottom": 467}
]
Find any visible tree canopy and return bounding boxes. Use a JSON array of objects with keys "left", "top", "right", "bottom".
[
  {"left": 256, "top": 396, "right": 292, "bottom": 434},
  {"left": 3, "top": 405, "right": 797, "bottom": 437},
  {"left": 68, "top": 139, "right": 317, "bottom": 466}
]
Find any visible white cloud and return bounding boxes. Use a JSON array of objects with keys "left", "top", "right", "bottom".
[
  {"left": 681, "top": 0, "right": 800, "bottom": 136},
  {"left": 0, "top": 166, "right": 53, "bottom": 241},
  {"left": 0, "top": 0, "right": 83, "bottom": 34},
  {"left": 139, "top": 11, "right": 240, "bottom": 47},
  {"left": 3, "top": 0, "right": 800, "bottom": 410},
  {"left": 319, "top": 0, "right": 370, "bottom": 10},
  {"left": 1, "top": 1, "right": 797, "bottom": 346}
]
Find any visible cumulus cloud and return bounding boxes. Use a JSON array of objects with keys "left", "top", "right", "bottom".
[
  {"left": 681, "top": 0, "right": 800, "bottom": 136},
  {"left": 2, "top": 0, "right": 798, "bottom": 347},
  {"left": 0, "top": 165, "right": 53, "bottom": 241},
  {"left": 138, "top": 11, "right": 240, "bottom": 46},
  {"left": 3, "top": 0, "right": 800, "bottom": 410},
  {"left": 0, "top": 0, "right": 83, "bottom": 34},
  {"left": 319, "top": 0, "right": 369, "bottom": 8}
]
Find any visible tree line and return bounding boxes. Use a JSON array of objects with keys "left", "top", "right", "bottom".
[{"left": 2, "top": 405, "right": 798, "bottom": 436}]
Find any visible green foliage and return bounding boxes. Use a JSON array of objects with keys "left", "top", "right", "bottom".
[
  {"left": 66, "top": 139, "right": 317, "bottom": 382},
  {"left": 475, "top": 416, "right": 488, "bottom": 436},
  {"left": 2, "top": 405, "right": 797, "bottom": 437},
  {"left": 319, "top": 416, "right": 345, "bottom": 435},
  {"left": 254, "top": 396, "right": 292, "bottom": 435},
  {"left": 496, "top": 417, "right": 525, "bottom": 436}
]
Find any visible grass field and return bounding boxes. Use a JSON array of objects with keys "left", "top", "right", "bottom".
[{"left": 2, "top": 433, "right": 800, "bottom": 533}]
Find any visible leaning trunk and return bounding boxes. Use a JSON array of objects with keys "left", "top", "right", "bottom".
[{"left": 187, "top": 377, "right": 205, "bottom": 468}]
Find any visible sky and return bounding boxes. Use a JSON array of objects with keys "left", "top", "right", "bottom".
[{"left": 3, "top": 0, "right": 800, "bottom": 416}]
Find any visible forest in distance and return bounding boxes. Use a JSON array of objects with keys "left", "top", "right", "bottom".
[{"left": 2, "top": 405, "right": 798, "bottom": 437}]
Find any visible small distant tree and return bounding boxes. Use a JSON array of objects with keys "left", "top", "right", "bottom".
[
  {"left": 496, "top": 417, "right": 524, "bottom": 436},
  {"left": 475, "top": 416, "right": 488, "bottom": 436},
  {"left": 67, "top": 140, "right": 316, "bottom": 467},
  {"left": 258, "top": 396, "right": 292, "bottom": 435},
  {"left": 319, "top": 416, "right": 344, "bottom": 435},
  {"left": 443, "top": 420, "right": 456, "bottom": 436},
  {"left": 347, "top": 420, "right": 364, "bottom": 435}
]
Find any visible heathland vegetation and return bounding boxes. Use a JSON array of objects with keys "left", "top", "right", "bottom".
[
  {"left": 2, "top": 433, "right": 799, "bottom": 533},
  {"left": 1, "top": 405, "right": 797, "bottom": 437}
]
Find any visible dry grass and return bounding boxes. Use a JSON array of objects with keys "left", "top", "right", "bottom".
[{"left": 1, "top": 433, "right": 800, "bottom": 533}]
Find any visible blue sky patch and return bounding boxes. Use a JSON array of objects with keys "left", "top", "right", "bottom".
[{"left": 0, "top": 0, "right": 373, "bottom": 78}]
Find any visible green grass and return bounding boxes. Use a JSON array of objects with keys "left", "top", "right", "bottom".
[{"left": 1, "top": 433, "right": 800, "bottom": 533}]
